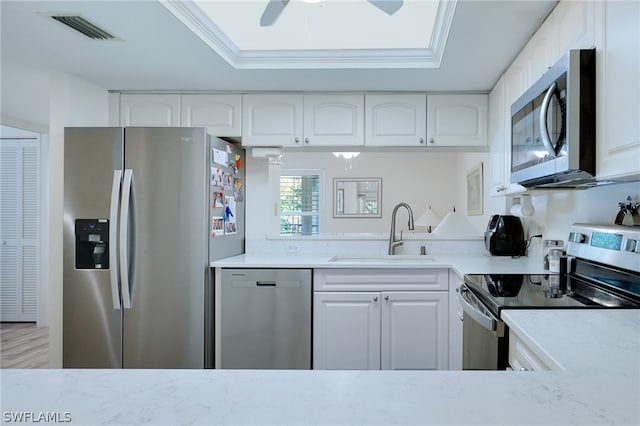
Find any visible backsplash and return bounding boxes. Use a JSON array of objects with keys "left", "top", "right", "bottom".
[
  {"left": 246, "top": 234, "right": 486, "bottom": 256},
  {"left": 245, "top": 150, "right": 503, "bottom": 242},
  {"left": 518, "top": 181, "right": 640, "bottom": 242}
]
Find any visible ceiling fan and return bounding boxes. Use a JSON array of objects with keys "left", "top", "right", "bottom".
[{"left": 260, "top": 0, "right": 404, "bottom": 27}]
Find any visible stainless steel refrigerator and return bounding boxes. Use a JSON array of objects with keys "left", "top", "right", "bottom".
[{"left": 63, "top": 127, "right": 244, "bottom": 368}]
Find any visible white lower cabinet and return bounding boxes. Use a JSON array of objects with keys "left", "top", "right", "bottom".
[
  {"left": 381, "top": 291, "right": 448, "bottom": 370},
  {"left": 447, "top": 271, "right": 463, "bottom": 370},
  {"left": 313, "top": 292, "right": 381, "bottom": 370},
  {"left": 508, "top": 329, "right": 552, "bottom": 372},
  {"left": 313, "top": 269, "right": 449, "bottom": 370}
]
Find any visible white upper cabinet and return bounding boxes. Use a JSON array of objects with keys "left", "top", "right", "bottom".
[
  {"left": 489, "top": 77, "right": 508, "bottom": 196},
  {"left": 597, "top": 0, "right": 640, "bottom": 180},
  {"left": 303, "top": 95, "right": 364, "bottom": 146},
  {"left": 365, "top": 94, "right": 427, "bottom": 147},
  {"left": 489, "top": 76, "right": 525, "bottom": 196},
  {"left": 551, "top": 0, "right": 595, "bottom": 59},
  {"left": 120, "top": 94, "right": 242, "bottom": 136},
  {"left": 180, "top": 94, "right": 241, "bottom": 137},
  {"left": 242, "top": 94, "right": 364, "bottom": 147},
  {"left": 120, "top": 94, "right": 181, "bottom": 127},
  {"left": 241, "top": 94, "right": 304, "bottom": 146},
  {"left": 426, "top": 94, "right": 488, "bottom": 147},
  {"left": 525, "top": 30, "right": 554, "bottom": 86}
]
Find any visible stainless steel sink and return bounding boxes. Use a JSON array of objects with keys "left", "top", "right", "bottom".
[{"left": 329, "top": 254, "right": 435, "bottom": 263}]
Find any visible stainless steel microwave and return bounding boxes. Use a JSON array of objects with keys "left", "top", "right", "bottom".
[{"left": 511, "top": 49, "right": 596, "bottom": 188}]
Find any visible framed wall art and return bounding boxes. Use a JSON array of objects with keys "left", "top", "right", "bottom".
[{"left": 466, "top": 162, "right": 483, "bottom": 216}]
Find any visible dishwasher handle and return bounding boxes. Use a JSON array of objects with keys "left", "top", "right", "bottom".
[{"left": 256, "top": 281, "right": 276, "bottom": 287}]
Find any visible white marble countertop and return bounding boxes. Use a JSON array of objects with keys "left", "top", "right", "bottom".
[
  {"left": 3, "top": 310, "right": 639, "bottom": 425},
  {"left": 502, "top": 309, "right": 640, "bottom": 373},
  {"left": 210, "top": 253, "right": 549, "bottom": 276},
  {"left": 2, "top": 368, "right": 639, "bottom": 425}
]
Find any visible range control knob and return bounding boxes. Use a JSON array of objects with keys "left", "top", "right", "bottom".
[
  {"left": 623, "top": 239, "right": 638, "bottom": 253},
  {"left": 568, "top": 232, "right": 587, "bottom": 243}
]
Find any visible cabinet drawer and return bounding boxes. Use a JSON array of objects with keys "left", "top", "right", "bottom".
[
  {"left": 314, "top": 268, "right": 448, "bottom": 292},
  {"left": 508, "top": 329, "right": 553, "bottom": 372}
]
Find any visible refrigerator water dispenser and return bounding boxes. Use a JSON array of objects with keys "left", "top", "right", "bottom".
[{"left": 75, "top": 219, "right": 109, "bottom": 269}]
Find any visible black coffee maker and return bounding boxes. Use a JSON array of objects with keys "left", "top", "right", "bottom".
[{"left": 484, "top": 215, "right": 525, "bottom": 256}]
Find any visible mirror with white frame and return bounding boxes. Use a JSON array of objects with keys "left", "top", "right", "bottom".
[{"left": 334, "top": 178, "right": 382, "bottom": 218}]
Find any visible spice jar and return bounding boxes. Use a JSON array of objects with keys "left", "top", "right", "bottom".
[
  {"left": 543, "top": 240, "right": 564, "bottom": 270},
  {"left": 548, "top": 248, "right": 563, "bottom": 273}
]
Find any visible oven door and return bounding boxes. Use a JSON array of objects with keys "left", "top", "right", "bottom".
[{"left": 459, "top": 284, "right": 507, "bottom": 370}]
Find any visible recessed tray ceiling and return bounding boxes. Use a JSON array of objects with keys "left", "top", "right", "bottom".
[{"left": 159, "top": 0, "right": 457, "bottom": 69}]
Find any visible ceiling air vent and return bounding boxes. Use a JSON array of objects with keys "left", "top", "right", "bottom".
[{"left": 49, "top": 15, "right": 116, "bottom": 40}]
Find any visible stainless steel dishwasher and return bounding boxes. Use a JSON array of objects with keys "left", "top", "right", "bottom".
[{"left": 220, "top": 269, "right": 312, "bottom": 369}]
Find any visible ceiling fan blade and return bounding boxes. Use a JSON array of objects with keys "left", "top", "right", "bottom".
[
  {"left": 367, "top": 0, "right": 404, "bottom": 16},
  {"left": 260, "top": 0, "right": 291, "bottom": 27}
]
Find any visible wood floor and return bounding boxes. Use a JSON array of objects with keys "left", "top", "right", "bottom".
[{"left": 0, "top": 322, "right": 49, "bottom": 368}]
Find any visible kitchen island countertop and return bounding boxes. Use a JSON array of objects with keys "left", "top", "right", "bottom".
[{"left": 3, "top": 310, "right": 638, "bottom": 426}]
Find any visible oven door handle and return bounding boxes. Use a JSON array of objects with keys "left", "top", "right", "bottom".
[{"left": 458, "top": 285, "right": 500, "bottom": 333}]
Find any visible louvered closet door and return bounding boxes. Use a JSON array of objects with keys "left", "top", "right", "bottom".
[{"left": 0, "top": 138, "right": 39, "bottom": 321}]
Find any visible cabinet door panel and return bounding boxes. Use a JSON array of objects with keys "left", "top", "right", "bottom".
[
  {"left": 120, "top": 94, "right": 180, "bottom": 127},
  {"left": 597, "top": 0, "right": 640, "bottom": 180},
  {"left": 365, "top": 94, "right": 427, "bottom": 147},
  {"left": 381, "top": 291, "right": 448, "bottom": 370},
  {"left": 526, "top": 32, "right": 553, "bottom": 85},
  {"left": 427, "top": 94, "right": 488, "bottom": 146},
  {"left": 553, "top": 0, "right": 594, "bottom": 58},
  {"left": 242, "top": 94, "right": 303, "bottom": 146},
  {"left": 489, "top": 78, "right": 507, "bottom": 196},
  {"left": 303, "top": 95, "right": 364, "bottom": 146},
  {"left": 313, "top": 292, "right": 380, "bottom": 370},
  {"left": 180, "top": 94, "right": 241, "bottom": 137}
]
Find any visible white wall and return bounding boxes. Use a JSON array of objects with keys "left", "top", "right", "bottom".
[
  {"left": 518, "top": 182, "right": 640, "bottom": 241},
  {"left": 1, "top": 65, "right": 51, "bottom": 129},
  {"left": 245, "top": 150, "right": 504, "bottom": 242},
  {"left": 2, "top": 65, "right": 109, "bottom": 366}
]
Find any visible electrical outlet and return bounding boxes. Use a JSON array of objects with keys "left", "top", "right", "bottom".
[{"left": 286, "top": 245, "right": 300, "bottom": 253}]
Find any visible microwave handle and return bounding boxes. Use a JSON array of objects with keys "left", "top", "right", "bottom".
[{"left": 539, "top": 82, "right": 558, "bottom": 157}]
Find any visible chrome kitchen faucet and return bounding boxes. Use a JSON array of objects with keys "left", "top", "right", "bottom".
[{"left": 388, "top": 202, "right": 415, "bottom": 255}]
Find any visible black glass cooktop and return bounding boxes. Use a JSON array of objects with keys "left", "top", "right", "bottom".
[{"left": 463, "top": 274, "right": 588, "bottom": 318}]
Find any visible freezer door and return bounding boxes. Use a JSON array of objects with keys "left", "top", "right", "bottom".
[
  {"left": 122, "top": 127, "right": 208, "bottom": 368},
  {"left": 63, "top": 127, "right": 123, "bottom": 368}
]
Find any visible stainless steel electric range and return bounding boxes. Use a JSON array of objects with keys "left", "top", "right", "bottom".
[{"left": 460, "top": 223, "right": 640, "bottom": 370}]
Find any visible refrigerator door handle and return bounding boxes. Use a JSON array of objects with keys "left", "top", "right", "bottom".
[
  {"left": 109, "top": 170, "right": 123, "bottom": 310},
  {"left": 119, "top": 169, "right": 134, "bottom": 309}
]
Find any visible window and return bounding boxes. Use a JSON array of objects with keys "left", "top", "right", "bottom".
[{"left": 280, "top": 170, "right": 321, "bottom": 236}]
